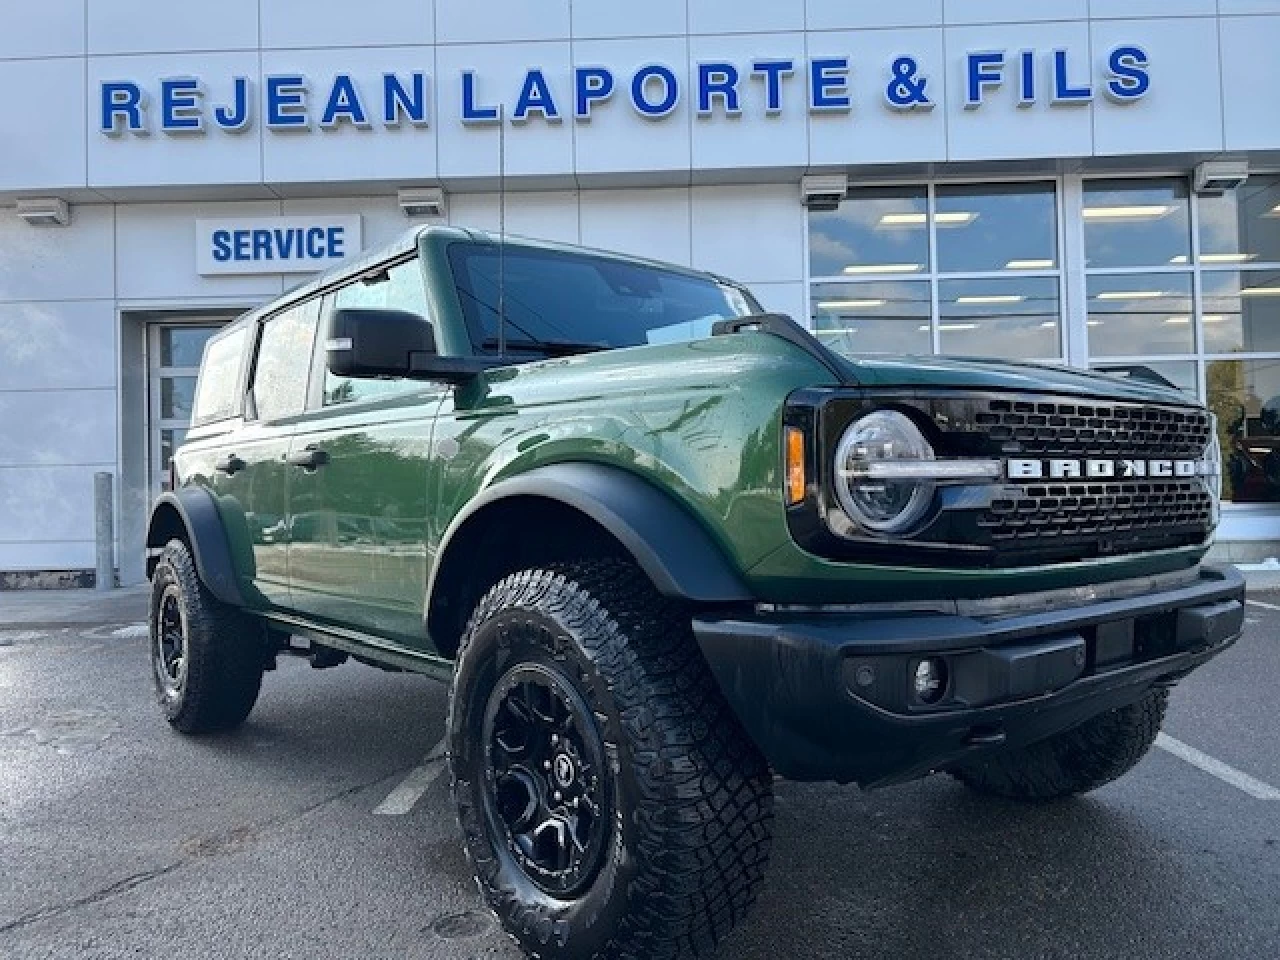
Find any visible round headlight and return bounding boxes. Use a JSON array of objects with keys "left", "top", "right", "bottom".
[{"left": 834, "top": 410, "right": 936, "bottom": 534}]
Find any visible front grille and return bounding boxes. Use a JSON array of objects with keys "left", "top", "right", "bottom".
[
  {"left": 978, "top": 478, "right": 1214, "bottom": 554},
  {"left": 967, "top": 397, "right": 1215, "bottom": 560},
  {"left": 974, "top": 398, "right": 1212, "bottom": 458}
]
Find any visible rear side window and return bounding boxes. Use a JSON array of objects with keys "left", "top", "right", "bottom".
[
  {"left": 191, "top": 327, "right": 247, "bottom": 424},
  {"left": 251, "top": 299, "right": 321, "bottom": 421}
]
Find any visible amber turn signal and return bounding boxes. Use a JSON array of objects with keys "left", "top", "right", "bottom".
[{"left": 785, "top": 426, "right": 806, "bottom": 505}]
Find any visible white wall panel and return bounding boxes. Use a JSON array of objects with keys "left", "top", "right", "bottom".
[
  {"left": 281, "top": 196, "right": 411, "bottom": 252},
  {"left": 808, "top": 28, "right": 947, "bottom": 166},
  {"left": 0, "top": 205, "right": 114, "bottom": 302},
  {"left": 0, "top": 466, "right": 104, "bottom": 545},
  {"left": 0, "top": 541, "right": 95, "bottom": 572},
  {"left": 0, "top": 301, "right": 117, "bottom": 391},
  {"left": 436, "top": 0, "right": 570, "bottom": 44},
  {"left": 572, "top": 38, "right": 691, "bottom": 176},
  {"left": 88, "top": 0, "right": 258, "bottom": 55},
  {"left": 261, "top": 0, "right": 434, "bottom": 49},
  {"left": 806, "top": 0, "right": 944, "bottom": 31},
  {"left": 688, "top": 0, "right": 803, "bottom": 35},
  {"left": 579, "top": 189, "right": 691, "bottom": 265},
  {"left": 690, "top": 185, "right": 803, "bottom": 284},
  {"left": 1221, "top": 15, "right": 1280, "bottom": 151},
  {"left": 1219, "top": 1, "right": 1280, "bottom": 12},
  {"left": 436, "top": 43, "right": 574, "bottom": 180},
  {"left": 446, "top": 191, "right": 582, "bottom": 243},
  {"left": 944, "top": 0, "right": 1087, "bottom": 24},
  {"left": 571, "top": 0, "right": 687, "bottom": 39},
  {"left": 261, "top": 48, "right": 438, "bottom": 184},
  {"left": 742, "top": 282, "right": 806, "bottom": 324},
  {"left": 943, "top": 22, "right": 1093, "bottom": 161},
  {"left": 115, "top": 201, "right": 285, "bottom": 300},
  {"left": 1090, "top": 18, "right": 1223, "bottom": 156},
  {"left": 0, "top": 59, "right": 85, "bottom": 191},
  {"left": 0, "top": 0, "right": 84, "bottom": 59},
  {"left": 87, "top": 53, "right": 263, "bottom": 188},
  {"left": 1089, "top": 0, "right": 1215, "bottom": 18},
  {"left": 0, "top": 389, "right": 117, "bottom": 466},
  {"left": 689, "top": 34, "right": 807, "bottom": 172}
]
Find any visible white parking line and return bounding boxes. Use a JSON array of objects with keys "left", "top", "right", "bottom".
[
  {"left": 373, "top": 738, "right": 448, "bottom": 815},
  {"left": 1155, "top": 734, "right": 1280, "bottom": 800},
  {"left": 1246, "top": 599, "right": 1280, "bottom": 612}
]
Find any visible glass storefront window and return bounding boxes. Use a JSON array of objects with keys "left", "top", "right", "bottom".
[
  {"left": 1201, "top": 269, "right": 1280, "bottom": 354},
  {"left": 1198, "top": 175, "right": 1280, "bottom": 265},
  {"left": 808, "top": 186, "right": 929, "bottom": 278},
  {"left": 160, "top": 326, "right": 218, "bottom": 367},
  {"left": 937, "top": 276, "right": 1060, "bottom": 359},
  {"left": 160, "top": 377, "right": 197, "bottom": 420},
  {"left": 1083, "top": 178, "right": 1190, "bottom": 268},
  {"left": 810, "top": 280, "right": 930, "bottom": 355},
  {"left": 1207, "top": 358, "right": 1280, "bottom": 503},
  {"left": 935, "top": 183, "right": 1057, "bottom": 273},
  {"left": 1085, "top": 272, "right": 1194, "bottom": 356}
]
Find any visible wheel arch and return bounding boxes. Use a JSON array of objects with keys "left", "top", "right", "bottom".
[
  {"left": 425, "top": 463, "right": 753, "bottom": 658},
  {"left": 145, "top": 488, "right": 245, "bottom": 607}
]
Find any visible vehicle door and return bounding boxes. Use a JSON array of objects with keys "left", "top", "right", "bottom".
[
  {"left": 214, "top": 298, "right": 322, "bottom": 610},
  {"left": 285, "top": 257, "right": 448, "bottom": 642}
]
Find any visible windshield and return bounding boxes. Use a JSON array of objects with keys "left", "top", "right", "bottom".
[{"left": 448, "top": 242, "right": 755, "bottom": 355}]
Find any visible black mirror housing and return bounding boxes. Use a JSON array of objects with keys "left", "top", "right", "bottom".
[{"left": 325, "top": 307, "right": 437, "bottom": 379}]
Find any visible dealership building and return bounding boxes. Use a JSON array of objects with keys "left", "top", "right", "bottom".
[{"left": 1, "top": 1, "right": 1279, "bottom": 586}]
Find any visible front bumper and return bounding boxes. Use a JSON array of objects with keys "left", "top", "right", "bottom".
[{"left": 692, "top": 565, "right": 1244, "bottom": 787}]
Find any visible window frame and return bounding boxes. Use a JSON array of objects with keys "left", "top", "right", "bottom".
[{"left": 806, "top": 177, "right": 1068, "bottom": 361}]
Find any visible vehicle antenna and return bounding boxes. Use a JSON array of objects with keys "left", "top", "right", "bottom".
[{"left": 498, "top": 104, "right": 506, "bottom": 359}]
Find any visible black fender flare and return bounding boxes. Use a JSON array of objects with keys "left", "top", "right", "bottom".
[
  {"left": 145, "top": 488, "right": 246, "bottom": 607},
  {"left": 428, "top": 462, "right": 754, "bottom": 611}
]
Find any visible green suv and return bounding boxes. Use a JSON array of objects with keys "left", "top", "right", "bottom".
[{"left": 147, "top": 225, "right": 1244, "bottom": 959}]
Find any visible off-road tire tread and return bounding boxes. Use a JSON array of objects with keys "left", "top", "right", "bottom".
[
  {"left": 449, "top": 558, "right": 773, "bottom": 960},
  {"left": 151, "top": 539, "right": 264, "bottom": 734},
  {"left": 951, "top": 689, "right": 1168, "bottom": 802}
]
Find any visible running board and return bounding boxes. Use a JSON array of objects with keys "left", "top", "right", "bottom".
[{"left": 262, "top": 613, "right": 453, "bottom": 681}]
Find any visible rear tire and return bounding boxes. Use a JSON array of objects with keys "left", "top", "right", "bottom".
[
  {"left": 950, "top": 690, "right": 1168, "bottom": 802},
  {"left": 448, "top": 559, "right": 773, "bottom": 960},
  {"left": 149, "top": 538, "right": 266, "bottom": 734}
]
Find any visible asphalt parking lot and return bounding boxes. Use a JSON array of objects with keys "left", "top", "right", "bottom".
[{"left": 1, "top": 588, "right": 1277, "bottom": 960}]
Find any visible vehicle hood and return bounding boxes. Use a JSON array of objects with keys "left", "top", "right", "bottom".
[{"left": 828, "top": 352, "right": 1194, "bottom": 405}]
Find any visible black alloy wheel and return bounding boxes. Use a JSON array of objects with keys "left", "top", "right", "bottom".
[
  {"left": 482, "top": 663, "right": 611, "bottom": 897},
  {"left": 152, "top": 583, "right": 188, "bottom": 698}
]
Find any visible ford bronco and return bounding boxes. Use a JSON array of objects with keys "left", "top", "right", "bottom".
[{"left": 146, "top": 225, "right": 1244, "bottom": 960}]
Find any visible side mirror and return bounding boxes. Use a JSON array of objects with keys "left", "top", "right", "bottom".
[{"left": 325, "top": 307, "right": 437, "bottom": 379}]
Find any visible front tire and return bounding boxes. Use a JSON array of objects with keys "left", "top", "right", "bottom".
[
  {"left": 149, "top": 539, "right": 266, "bottom": 734},
  {"left": 950, "top": 690, "right": 1168, "bottom": 802},
  {"left": 448, "top": 560, "right": 774, "bottom": 960}
]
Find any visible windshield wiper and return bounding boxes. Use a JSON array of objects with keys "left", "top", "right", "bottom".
[{"left": 479, "top": 337, "right": 609, "bottom": 357}]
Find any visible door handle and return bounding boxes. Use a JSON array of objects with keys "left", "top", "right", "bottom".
[
  {"left": 214, "top": 453, "right": 246, "bottom": 475},
  {"left": 286, "top": 446, "right": 330, "bottom": 470}
]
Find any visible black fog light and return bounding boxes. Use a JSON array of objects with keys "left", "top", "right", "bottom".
[{"left": 912, "top": 657, "right": 947, "bottom": 704}]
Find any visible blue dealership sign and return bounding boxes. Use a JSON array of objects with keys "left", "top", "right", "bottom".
[{"left": 100, "top": 46, "right": 1149, "bottom": 137}]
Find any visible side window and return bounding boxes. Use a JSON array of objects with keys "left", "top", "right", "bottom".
[
  {"left": 251, "top": 299, "right": 321, "bottom": 421},
  {"left": 191, "top": 327, "right": 248, "bottom": 423},
  {"left": 323, "top": 258, "right": 430, "bottom": 407}
]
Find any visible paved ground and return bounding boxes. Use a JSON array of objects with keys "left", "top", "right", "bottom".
[{"left": 0, "top": 584, "right": 1277, "bottom": 960}]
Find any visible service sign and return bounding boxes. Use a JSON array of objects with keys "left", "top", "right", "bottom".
[{"left": 195, "top": 216, "right": 362, "bottom": 275}]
